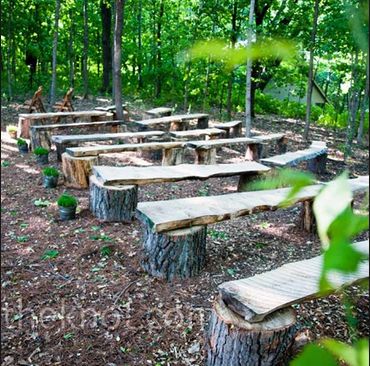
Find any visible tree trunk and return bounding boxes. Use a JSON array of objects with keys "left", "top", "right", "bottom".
[
  {"left": 6, "top": 0, "right": 13, "bottom": 100},
  {"left": 155, "top": 0, "right": 165, "bottom": 99},
  {"left": 357, "top": 54, "right": 369, "bottom": 145},
  {"left": 137, "top": 0, "right": 143, "bottom": 90},
  {"left": 101, "top": 0, "right": 112, "bottom": 93},
  {"left": 50, "top": 0, "right": 61, "bottom": 106},
  {"left": 82, "top": 0, "right": 89, "bottom": 99},
  {"left": 68, "top": 9, "right": 75, "bottom": 88},
  {"left": 206, "top": 298, "right": 298, "bottom": 366},
  {"left": 245, "top": 0, "right": 256, "bottom": 137},
  {"left": 303, "top": 0, "right": 320, "bottom": 141},
  {"left": 113, "top": 0, "right": 126, "bottom": 120},
  {"left": 89, "top": 175, "right": 138, "bottom": 222}
]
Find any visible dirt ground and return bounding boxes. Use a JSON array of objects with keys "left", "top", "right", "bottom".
[{"left": 1, "top": 96, "right": 369, "bottom": 366}]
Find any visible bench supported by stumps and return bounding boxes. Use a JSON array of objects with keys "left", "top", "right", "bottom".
[
  {"left": 206, "top": 240, "right": 369, "bottom": 365},
  {"left": 95, "top": 104, "right": 130, "bottom": 121},
  {"left": 212, "top": 121, "right": 243, "bottom": 138},
  {"left": 261, "top": 141, "right": 328, "bottom": 174},
  {"left": 145, "top": 107, "right": 173, "bottom": 118}
]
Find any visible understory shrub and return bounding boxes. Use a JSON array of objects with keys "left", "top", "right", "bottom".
[
  {"left": 42, "top": 167, "right": 59, "bottom": 177},
  {"left": 57, "top": 193, "right": 78, "bottom": 208}
]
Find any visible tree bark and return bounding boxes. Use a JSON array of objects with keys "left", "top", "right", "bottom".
[
  {"left": 206, "top": 298, "right": 298, "bottom": 366},
  {"left": 303, "top": 0, "right": 320, "bottom": 141},
  {"left": 245, "top": 0, "right": 256, "bottom": 137},
  {"left": 90, "top": 175, "right": 138, "bottom": 222},
  {"left": 6, "top": 0, "right": 13, "bottom": 100},
  {"left": 82, "top": 0, "right": 89, "bottom": 99},
  {"left": 137, "top": 0, "right": 143, "bottom": 90},
  {"left": 357, "top": 54, "right": 369, "bottom": 145},
  {"left": 113, "top": 0, "right": 126, "bottom": 120},
  {"left": 101, "top": 0, "right": 112, "bottom": 93},
  {"left": 155, "top": 0, "right": 165, "bottom": 99},
  {"left": 50, "top": 0, "right": 61, "bottom": 106},
  {"left": 68, "top": 9, "right": 75, "bottom": 89}
]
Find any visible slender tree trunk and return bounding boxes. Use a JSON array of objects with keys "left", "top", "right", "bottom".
[
  {"left": 245, "top": 0, "right": 256, "bottom": 137},
  {"left": 227, "top": 0, "right": 238, "bottom": 120},
  {"left": 68, "top": 9, "right": 75, "bottom": 88},
  {"left": 50, "top": 0, "right": 61, "bottom": 106},
  {"left": 357, "top": 54, "right": 369, "bottom": 145},
  {"left": 184, "top": 61, "right": 191, "bottom": 112},
  {"left": 101, "top": 0, "right": 112, "bottom": 93},
  {"left": 137, "top": 0, "right": 143, "bottom": 90},
  {"left": 83, "top": 0, "right": 89, "bottom": 99},
  {"left": 303, "top": 0, "right": 320, "bottom": 141},
  {"left": 6, "top": 0, "right": 13, "bottom": 100},
  {"left": 203, "top": 59, "right": 211, "bottom": 112},
  {"left": 113, "top": 0, "right": 126, "bottom": 120},
  {"left": 155, "top": 0, "right": 165, "bottom": 99}
]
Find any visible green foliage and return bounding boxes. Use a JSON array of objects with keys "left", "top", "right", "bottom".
[
  {"left": 1, "top": 161, "right": 11, "bottom": 167},
  {"left": 57, "top": 193, "right": 78, "bottom": 208},
  {"left": 16, "top": 138, "right": 27, "bottom": 146},
  {"left": 34, "top": 199, "right": 51, "bottom": 207},
  {"left": 33, "top": 147, "right": 49, "bottom": 156},
  {"left": 100, "top": 245, "right": 113, "bottom": 257},
  {"left": 41, "top": 249, "right": 59, "bottom": 260},
  {"left": 291, "top": 344, "right": 338, "bottom": 366},
  {"left": 42, "top": 166, "right": 59, "bottom": 177}
]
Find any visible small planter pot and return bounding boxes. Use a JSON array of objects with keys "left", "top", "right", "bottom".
[
  {"left": 35, "top": 154, "right": 49, "bottom": 165},
  {"left": 43, "top": 175, "right": 58, "bottom": 188},
  {"left": 59, "top": 206, "right": 77, "bottom": 221},
  {"left": 8, "top": 131, "right": 17, "bottom": 139},
  {"left": 18, "top": 144, "right": 29, "bottom": 154}
]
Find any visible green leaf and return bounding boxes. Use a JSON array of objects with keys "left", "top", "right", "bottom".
[
  {"left": 16, "top": 235, "right": 29, "bottom": 243},
  {"left": 63, "top": 332, "right": 75, "bottom": 340},
  {"left": 356, "top": 339, "right": 369, "bottom": 366},
  {"left": 321, "top": 339, "right": 357, "bottom": 366},
  {"left": 34, "top": 199, "right": 51, "bottom": 207},
  {"left": 1, "top": 161, "right": 11, "bottom": 167},
  {"left": 100, "top": 245, "right": 112, "bottom": 257},
  {"left": 41, "top": 250, "right": 59, "bottom": 260},
  {"left": 313, "top": 172, "right": 352, "bottom": 246},
  {"left": 290, "top": 344, "right": 338, "bottom": 366}
]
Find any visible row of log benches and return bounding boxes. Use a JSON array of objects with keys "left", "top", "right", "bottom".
[{"left": 16, "top": 107, "right": 369, "bottom": 364}]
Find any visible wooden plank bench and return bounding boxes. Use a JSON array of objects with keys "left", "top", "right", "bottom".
[
  {"left": 136, "top": 176, "right": 369, "bottom": 280},
  {"left": 95, "top": 104, "right": 130, "bottom": 121},
  {"left": 135, "top": 113, "right": 209, "bottom": 131},
  {"left": 145, "top": 107, "right": 173, "bottom": 118},
  {"left": 261, "top": 141, "right": 328, "bottom": 174},
  {"left": 186, "top": 133, "right": 287, "bottom": 164},
  {"left": 89, "top": 162, "right": 270, "bottom": 222},
  {"left": 207, "top": 240, "right": 369, "bottom": 365},
  {"left": 18, "top": 110, "right": 113, "bottom": 139},
  {"left": 30, "top": 120, "right": 129, "bottom": 150},
  {"left": 212, "top": 120, "right": 243, "bottom": 138},
  {"left": 170, "top": 128, "right": 226, "bottom": 141},
  {"left": 52, "top": 130, "right": 165, "bottom": 161}
]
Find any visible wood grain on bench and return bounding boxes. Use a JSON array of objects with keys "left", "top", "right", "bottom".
[
  {"left": 219, "top": 240, "right": 369, "bottom": 323},
  {"left": 170, "top": 128, "right": 226, "bottom": 139},
  {"left": 93, "top": 162, "right": 270, "bottom": 186},
  {"left": 19, "top": 110, "right": 109, "bottom": 120},
  {"left": 137, "top": 176, "right": 369, "bottom": 233},
  {"left": 31, "top": 120, "right": 127, "bottom": 131}
]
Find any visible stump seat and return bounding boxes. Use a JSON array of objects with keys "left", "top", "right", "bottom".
[
  {"left": 207, "top": 240, "right": 369, "bottom": 365},
  {"left": 145, "top": 107, "right": 173, "bottom": 118}
]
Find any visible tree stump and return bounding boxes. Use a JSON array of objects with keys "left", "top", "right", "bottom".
[
  {"left": 198, "top": 116, "right": 209, "bottom": 129},
  {"left": 139, "top": 224, "right": 208, "bottom": 281},
  {"left": 300, "top": 200, "right": 316, "bottom": 233},
  {"left": 195, "top": 148, "right": 216, "bottom": 165},
  {"left": 245, "top": 143, "right": 262, "bottom": 161},
  {"left": 56, "top": 142, "right": 79, "bottom": 162},
  {"left": 162, "top": 148, "right": 185, "bottom": 166},
  {"left": 231, "top": 124, "right": 242, "bottom": 138},
  {"left": 18, "top": 117, "right": 32, "bottom": 139},
  {"left": 30, "top": 128, "right": 51, "bottom": 150},
  {"left": 238, "top": 172, "right": 266, "bottom": 192},
  {"left": 277, "top": 137, "right": 288, "bottom": 154},
  {"left": 206, "top": 298, "right": 298, "bottom": 366},
  {"left": 307, "top": 153, "right": 327, "bottom": 174},
  {"left": 170, "top": 121, "right": 184, "bottom": 132},
  {"left": 89, "top": 175, "right": 138, "bottom": 223},
  {"left": 62, "top": 153, "right": 98, "bottom": 189}
]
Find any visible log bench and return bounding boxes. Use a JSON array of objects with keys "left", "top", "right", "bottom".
[
  {"left": 30, "top": 120, "right": 129, "bottom": 150},
  {"left": 207, "top": 240, "right": 369, "bottom": 365},
  {"left": 52, "top": 130, "right": 165, "bottom": 161},
  {"left": 145, "top": 107, "right": 173, "bottom": 118},
  {"left": 89, "top": 162, "right": 270, "bottom": 222},
  {"left": 135, "top": 113, "right": 209, "bottom": 131},
  {"left": 212, "top": 120, "right": 243, "bottom": 138},
  {"left": 261, "top": 141, "right": 328, "bottom": 174},
  {"left": 95, "top": 104, "right": 130, "bottom": 121},
  {"left": 18, "top": 110, "right": 113, "bottom": 139},
  {"left": 136, "top": 176, "right": 369, "bottom": 280},
  {"left": 186, "top": 133, "right": 287, "bottom": 164},
  {"left": 170, "top": 128, "right": 226, "bottom": 141}
]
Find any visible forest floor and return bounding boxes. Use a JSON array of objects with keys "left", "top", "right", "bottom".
[{"left": 1, "top": 97, "right": 369, "bottom": 366}]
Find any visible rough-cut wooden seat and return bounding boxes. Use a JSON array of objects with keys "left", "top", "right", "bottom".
[
  {"left": 30, "top": 120, "right": 128, "bottom": 150},
  {"left": 185, "top": 133, "right": 286, "bottom": 164},
  {"left": 261, "top": 141, "right": 328, "bottom": 174},
  {"left": 207, "top": 240, "right": 369, "bottom": 365},
  {"left": 136, "top": 176, "right": 369, "bottom": 281},
  {"left": 212, "top": 120, "right": 243, "bottom": 138},
  {"left": 170, "top": 128, "right": 226, "bottom": 140},
  {"left": 145, "top": 107, "right": 172, "bottom": 118},
  {"left": 95, "top": 104, "right": 130, "bottom": 121},
  {"left": 52, "top": 130, "right": 165, "bottom": 161},
  {"left": 90, "top": 162, "right": 270, "bottom": 224},
  {"left": 18, "top": 110, "right": 113, "bottom": 139},
  {"left": 137, "top": 176, "right": 369, "bottom": 233},
  {"left": 135, "top": 113, "right": 209, "bottom": 131}
]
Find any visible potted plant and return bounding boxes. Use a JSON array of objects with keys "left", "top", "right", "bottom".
[
  {"left": 42, "top": 167, "right": 59, "bottom": 188},
  {"left": 6, "top": 125, "right": 18, "bottom": 139},
  {"left": 57, "top": 193, "right": 78, "bottom": 221},
  {"left": 17, "top": 138, "right": 29, "bottom": 154},
  {"left": 33, "top": 147, "right": 49, "bottom": 165}
]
